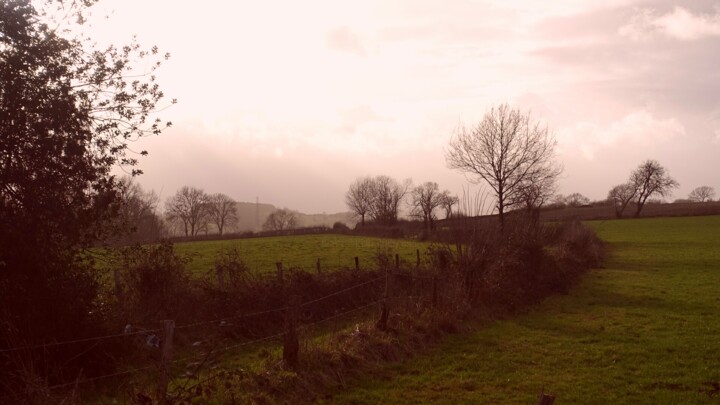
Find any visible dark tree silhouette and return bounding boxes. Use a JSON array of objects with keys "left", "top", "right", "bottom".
[
  {"left": 263, "top": 209, "right": 298, "bottom": 231},
  {"left": 165, "top": 187, "right": 209, "bottom": 237},
  {"left": 630, "top": 160, "right": 678, "bottom": 217},
  {"left": 345, "top": 176, "right": 374, "bottom": 226},
  {"left": 207, "top": 193, "right": 238, "bottom": 235},
  {"left": 410, "top": 181, "right": 443, "bottom": 231},
  {"left": 607, "top": 183, "right": 636, "bottom": 218},
  {"left": 688, "top": 186, "right": 715, "bottom": 202},
  {"left": 446, "top": 104, "right": 561, "bottom": 228},
  {"left": 438, "top": 190, "right": 459, "bottom": 219},
  {"left": 368, "top": 175, "right": 411, "bottom": 225},
  {"left": 564, "top": 192, "right": 590, "bottom": 207},
  {"left": 0, "top": 0, "right": 171, "bottom": 391}
]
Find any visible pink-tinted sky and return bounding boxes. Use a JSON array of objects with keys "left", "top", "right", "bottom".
[{"left": 90, "top": 0, "right": 720, "bottom": 214}]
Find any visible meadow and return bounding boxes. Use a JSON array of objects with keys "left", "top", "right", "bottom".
[
  {"left": 172, "top": 234, "right": 432, "bottom": 276},
  {"left": 324, "top": 215, "right": 720, "bottom": 404}
]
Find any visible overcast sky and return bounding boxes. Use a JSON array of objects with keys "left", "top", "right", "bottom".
[{"left": 89, "top": 0, "right": 720, "bottom": 214}]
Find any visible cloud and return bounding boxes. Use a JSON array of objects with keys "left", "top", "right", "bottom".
[
  {"left": 559, "top": 110, "right": 685, "bottom": 160},
  {"left": 326, "top": 26, "right": 367, "bottom": 56},
  {"left": 620, "top": 6, "right": 720, "bottom": 41}
]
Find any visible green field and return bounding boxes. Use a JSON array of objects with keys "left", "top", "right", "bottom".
[
  {"left": 173, "top": 234, "right": 431, "bottom": 276},
  {"left": 324, "top": 216, "right": 720, "bottom": 404}
]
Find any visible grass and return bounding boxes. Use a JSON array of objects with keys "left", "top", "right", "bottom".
[
  {"left": 324, "top": 215, "right": 720, "bottom": 404},
  {"left": 154, "top": 234, "right": 429, "bottom": 277}
]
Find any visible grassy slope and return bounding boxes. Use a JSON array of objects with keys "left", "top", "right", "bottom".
[
  {"left": 326, "top": 216, "right": 720, "bottom": 404},
  {"left": 173, "top": 234, "right": 430, "bottom": 276}
]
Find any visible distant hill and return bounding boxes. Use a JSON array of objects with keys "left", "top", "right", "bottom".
[{"left": 228, "top": 201, "right": 356, "bottom": 233}]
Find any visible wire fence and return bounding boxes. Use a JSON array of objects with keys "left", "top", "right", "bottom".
[{"left": 0, "top": 255, "right": 450, "bottom": 403}]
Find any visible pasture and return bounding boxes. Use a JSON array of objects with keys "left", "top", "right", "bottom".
[
  {"left": 172, "top": 234, "right": 432, "bottom": 276},
  {"left": 324, "top": 216, "right": 720, "bottom": 404}
]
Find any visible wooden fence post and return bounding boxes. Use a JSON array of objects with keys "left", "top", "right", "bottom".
[
  {"left": 276, "top": 262, "right": 283, "bottom": 283},
  {"left": 113, "top": 268, "right": 123, "bottom": 304},
  {"left": 157, "top": 320, "right": 175, "bottom": 405},
  {"left": 395, "top": 254, "right": 399, "bottom": 270},
  {"left": 416, "top": 249, "right": 420, "bottom": 268},
  {"left": 537, "top": 392, "right": 555, "bottom": 405},
  {"left": 216, "top": 266, "right": 225, "bottom": 290},
  {"left": 376, "top": 269, "right": 390, "bottom": 331},
  {"left": 316, "top": 258, "right": 321, "bottom": 274},
  {"left": 354, "top": 256, "right": 359, "bottom": 272},
  {"left": 283, "top": 294, "right": 301, "bottom": 369}
]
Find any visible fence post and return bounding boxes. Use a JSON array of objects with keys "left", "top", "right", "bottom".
[
  {"left": 216, "top": 266, "right": 225, "bottom": 290},
  {"left": 432, "top": 276, "right": 438, "bottom": 308},
  {"left": 316, "top": 258, "right": 321, "bottom": 274},
  {"left": 157, "top": 320, "right": 175, "bottom": 405},
  {"left": 416, "top": 249, "right": 420, "bottom": 268},
  {"left": 537, "top": 391, "right": 556, "bottom": 405},
  {"left": 283, "top": 294, "right": 301, "bottom": 369},
  {"left": 354, "top": 256, "right": 359, "bottom": 272},
  {"left": 276, "top": 262, "right": 283, "bottom": 283},
  {"left": 376, "top": 269, "right": 390, "bottom": 331},
  {"left": 113, "top": 268, "right": 123, "bottom": 304},
  {"left": 395, "top": 254, "right": 399, "bottom": 270}
]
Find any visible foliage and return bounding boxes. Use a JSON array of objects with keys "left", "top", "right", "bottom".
[{"left": 0, "top": 0, "right": 171, "bottom": 394}]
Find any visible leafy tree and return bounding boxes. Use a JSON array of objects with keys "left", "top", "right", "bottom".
[
  {"left": 165, "top": 187, "right": 209, "bottom": 237},
  {"left": 446, "top": 104, "right": 561, "bottom": 228},
  {"left": 607, "top": 183, "right": 636, "bottom": 218},
  {"left": 207, "top": 193, "right": 238, "bottom": 235},
  {"left": 629, "top": 160, "right": 678, "bottom": 217},
  {"left": 0, "top": 0, "right": 171, "bottom": 391},
  {"left": 688, "top": 186, "right": 715, "bottom": 202},
  {"left": 263, "top": 208, "right": 298, "bottom": 231}
]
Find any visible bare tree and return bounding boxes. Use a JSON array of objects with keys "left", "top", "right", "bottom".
[
  {"left": 607, "top": 183, "right": 636, "bottom": 218},
  {"left": 508, "top": 168, "right": 558, "bottom": 216},
  {"left": 438, "top": 190, "right": 459, "bottom": 219},
  {"left": 115, "top": 176, "right": 164, "bottom": 243},
  {"left": 629, "top": 160, "right": 679, "bottom": 217},
  {"left": 345, "top": 176, "right": 374, "bottom": 226},
  {"left": 207, "top": 193, "right": 238, "bottom": 236},
  {"left": 368, "top": 175, "right": 411, "bottom": 225},
  {"left": 564, "top": 192, "right": 590, "bottom": 207},
  {"left": 688, "top": 186, "right": 715, "bottom": 202},
  {"left": 410, "top": 182, "right": 443, "bottom": 231},
  {"left": 165, "top": 186, "right": 210, "bottom": 237},
  {"left": 263, "top": 209, "right": 298, "bottom": 232},
  {"left": 446, "top": 104, "right": 561, "bottom": 228}
]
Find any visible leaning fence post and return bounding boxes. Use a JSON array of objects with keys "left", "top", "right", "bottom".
[
  {"left": 316, "top": 258, "right": 321, "bottom": 274},
  {"left": 537, "top": 391, "right": 556, "bottom": 405},
  {"left": 276, "top": 262, "right": 284, "bottom": 283},
  {"left": 157, "top": 320, "right": 175, "bottom": 405},
  {"left": 376, "top": 269, "right": 390, "bottom": 331},
  {"left": 283, "top": 294, "right": 301, "bottom": 369},
  {"left": 354, "top": 256, "right": 359, "bottom": 272}
]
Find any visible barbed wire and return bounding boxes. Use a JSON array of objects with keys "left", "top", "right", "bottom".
[
  {"left": 0, "top": 327, "right": 161, "bottom": 354},
  {"left": 301, "top": 275, "right": 385, "bottom": 307}
]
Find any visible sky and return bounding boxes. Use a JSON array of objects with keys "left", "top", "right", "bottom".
[{"left": 87, "top": 0, "right": 720, "bottom": 214}]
